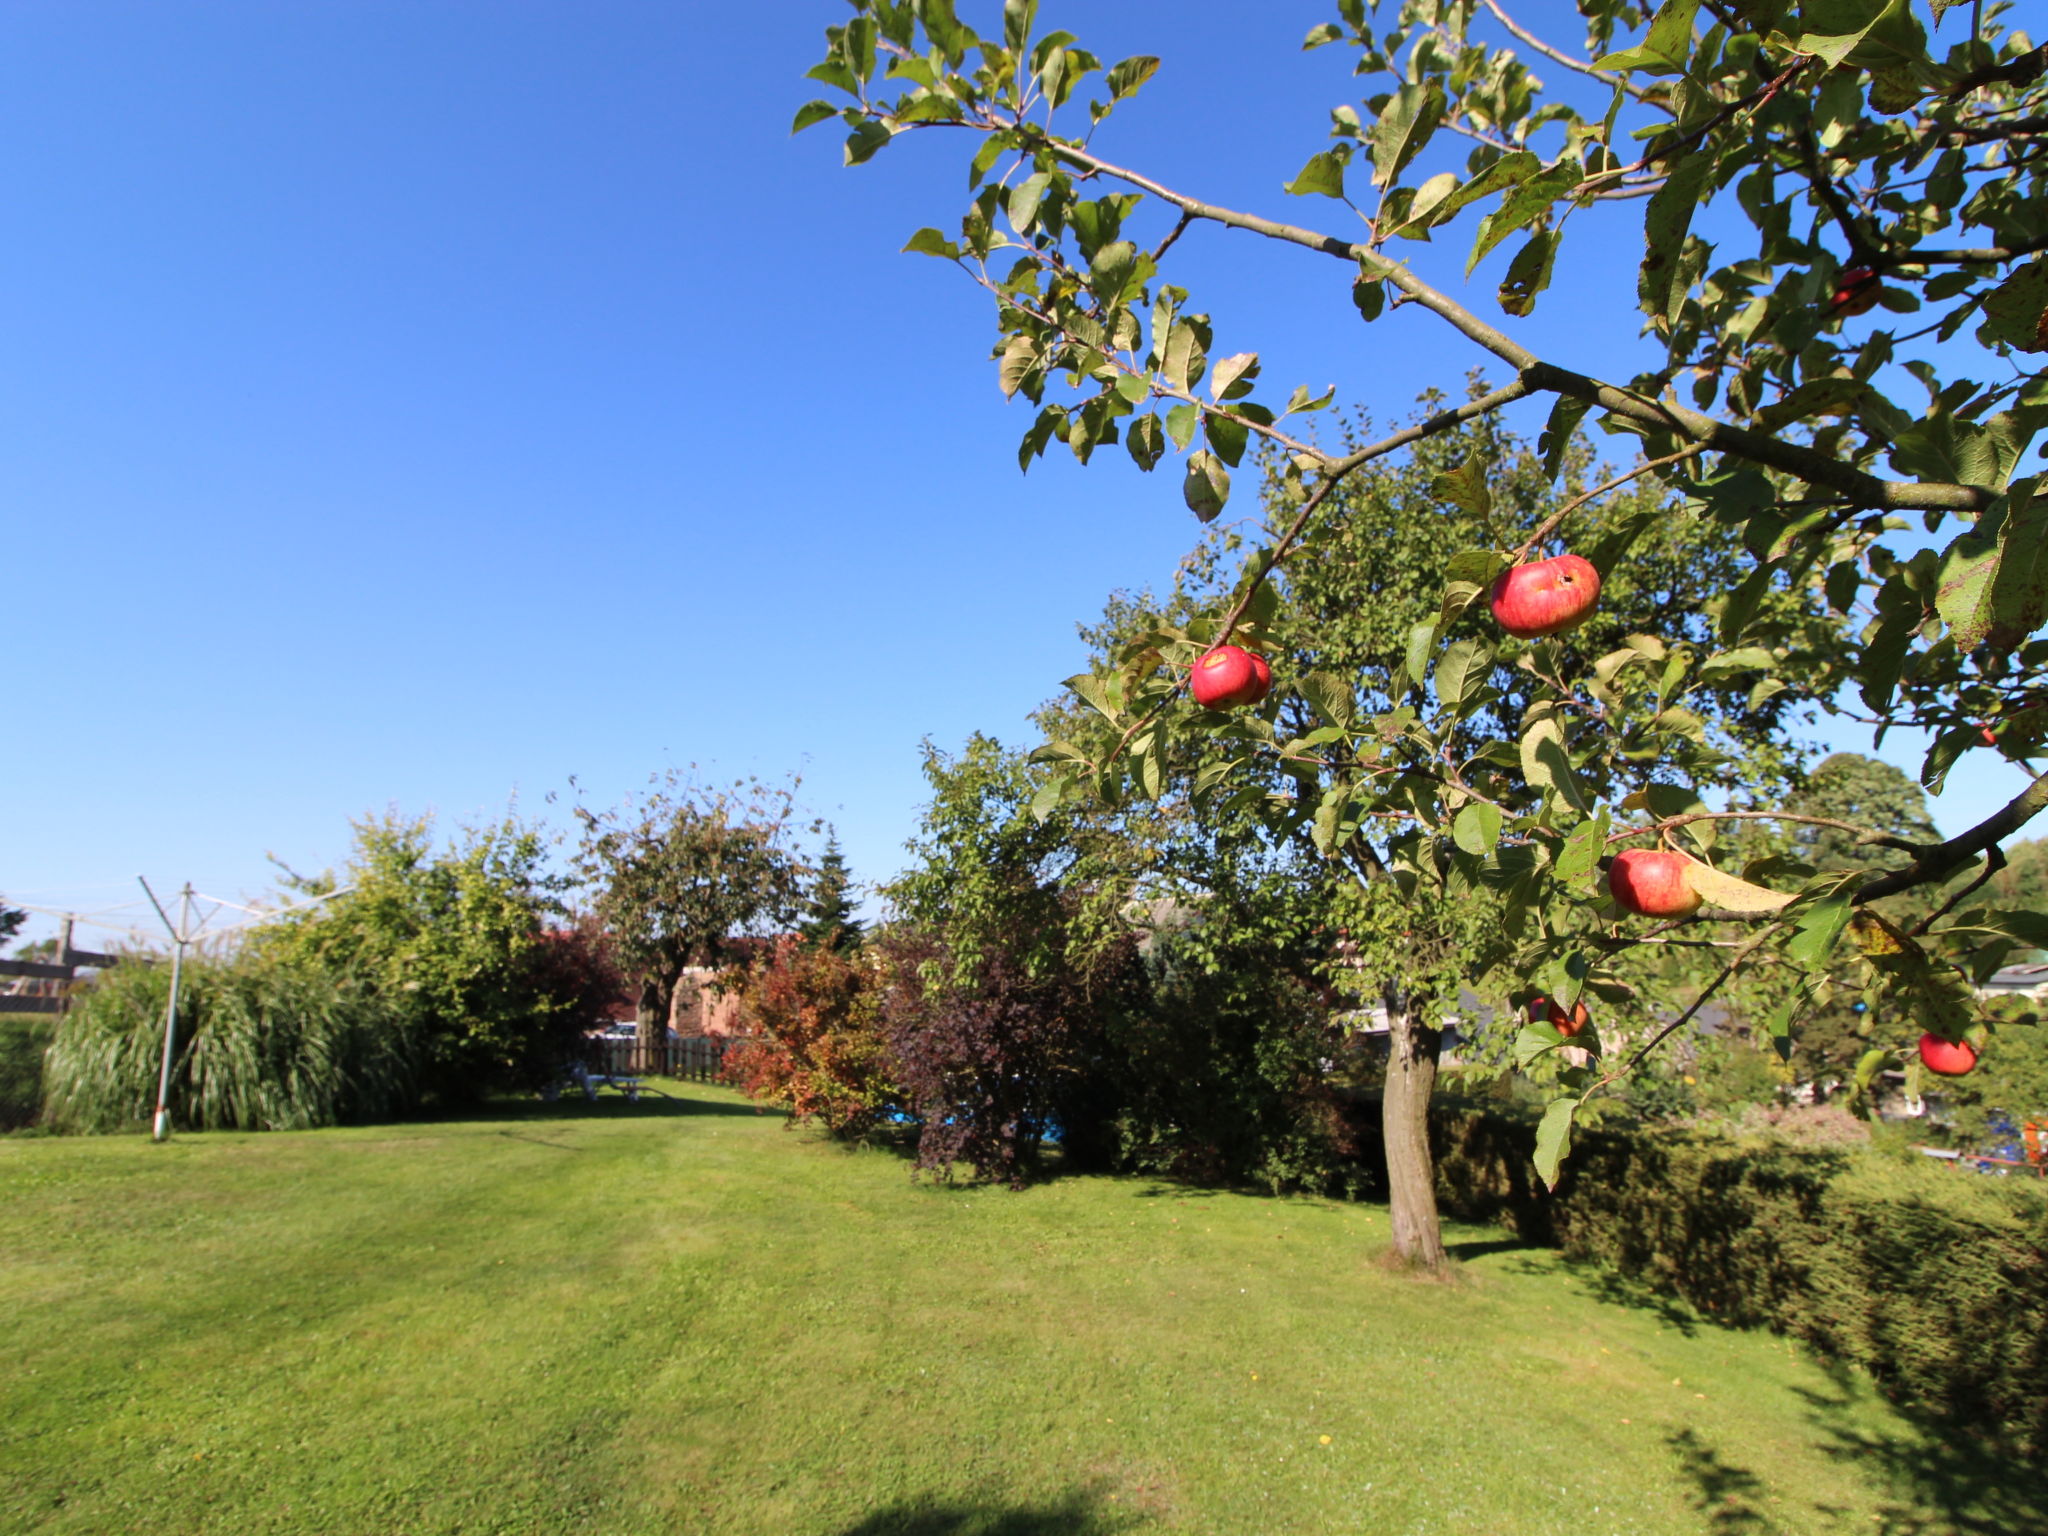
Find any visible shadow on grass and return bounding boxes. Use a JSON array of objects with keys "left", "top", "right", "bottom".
[
  {"left": 1666, "top": 1428, "right": 1774, "bottom": 1532},
  {"left": 1444, "top": 1235, "right": 1542, "bottom": 1262},
  {"left": 436, "top": 1091, "right": 777, "bottom": 1125},
  {"left": 830, "top": 1488, "right": 1138, "bottom": 1536},
  {"left": 1501, "top": 1251, "right": 1704, "bottom": 1336},
  {"left": 1791, "top": 1364, "right": 2045, "bottom": 1536}
]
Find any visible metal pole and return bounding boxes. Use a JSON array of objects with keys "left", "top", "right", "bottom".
[{"left": 139, "top": 878, "right": 190, "bottom": 1143}]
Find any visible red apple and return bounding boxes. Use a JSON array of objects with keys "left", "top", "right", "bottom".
[
  {"left": 1490, "top": 554, "right": 1601, "bottom": 640},
  {"left": 1980, "top": 724, "right": 1999, "bottom": 748},
  {"left": 1832, "top": 266, "right": 1880, "bottom": 317},
  {"left": 1528, "top": 995, "right": 1590, "bottom": 1038},
  {"left": 1917, "top": 1033, "right": 1977, "bottom": 1077},
  {"left": 1189, "top": 645, "right": 1272, "bottom": 709},
  {"left": 1609, "top": 848, "right": 1704, "bottom": 917}
]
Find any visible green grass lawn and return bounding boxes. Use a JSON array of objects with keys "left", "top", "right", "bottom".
[{"left": 1, "top": 1082, "right": 2031, "bottom": 1536}]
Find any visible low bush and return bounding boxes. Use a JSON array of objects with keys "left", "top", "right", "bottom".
[
  {"left": 40, "top": 953, "right": 416, "bottom": 1133},
  {"left": 1429, "top": 1102, "right": 2048, "bottom": 1452},
  {"left": 721, "top": 937, "right": 898, "bottom": 1138}
]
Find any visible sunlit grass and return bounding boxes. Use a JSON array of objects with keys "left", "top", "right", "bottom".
[{"left": 0, "top": 1081, "right": 2023, "bottom": 1535}]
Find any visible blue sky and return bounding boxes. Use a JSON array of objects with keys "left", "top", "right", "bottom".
[{"left": 3, "top": 2, "right": 2028, "bottom": 948}]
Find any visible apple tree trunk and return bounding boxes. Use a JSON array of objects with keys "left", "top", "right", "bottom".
[
  {"left": 635, "top": 975, "right": 671, "bottom": 1070},
  {"left": 1381, "top": 988, "right": 1447, "bottom": 1271}
]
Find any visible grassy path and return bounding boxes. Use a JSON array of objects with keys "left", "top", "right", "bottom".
[{"left": 0, "top": 1083, "right": 2025, "bottom": 1534}]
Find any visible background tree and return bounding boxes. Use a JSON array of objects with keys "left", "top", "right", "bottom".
[
  {"left": 801, "top": 0, "right": 2048, "bottom": 1265},
  {"left": 0, "top": 897, "right": 23, "bottom": 951},
  {"left": 880, "top": 735, "right": 1138, "bottom": 1183},
  {"left": 266, "top": 809, "right": 587, "bottom": 1097},
  {"left": 571, "top": 773, "right": 814, "bottom": 1049},
  {"left": 800, "top": 832, "right": 865, "bottom": 951}
]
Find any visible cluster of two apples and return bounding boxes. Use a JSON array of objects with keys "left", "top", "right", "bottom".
[{"left": 1187, "top": 553, "right": 1600, "bottom": 708}]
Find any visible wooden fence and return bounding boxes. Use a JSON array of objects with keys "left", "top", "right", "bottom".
[
  {"left": 585, "top": 1035, "right": 732, "bottom": 1083},
  {"left": 0, "top": 926, "right": 121, "bottom": 1015}
]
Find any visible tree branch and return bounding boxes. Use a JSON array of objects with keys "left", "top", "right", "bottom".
[
  {"left": 1009, "top": 128, "right": 1996, "bottom": 513},
  {"left": 1479, "top": 0, "right": 1667, "bottom": 107},
  {"left": 1853, "top": 766, "right": 2048, "bottom": 904}
]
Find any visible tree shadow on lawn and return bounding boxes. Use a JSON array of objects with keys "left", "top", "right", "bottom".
[
  {"left": 434, "top": 1092, "right": 780, "bottom": 1126},
  {"left": 1789, "top": 1362, "right": 2046, "bottom": 1536},
  {"left": 829, "top": 1487, "right": 1139, "bottom": 1536},
  {"left": 1500, "top": 1250, "right": 1704, "bottom": 1337},
  {"left": 1665, "top": 1427, "right": 1776, "bottom": 1533}
]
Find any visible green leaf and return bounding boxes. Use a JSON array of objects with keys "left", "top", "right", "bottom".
[
  {"left": 1285, "top": 382, "right": 1337, "bottom": 414},
  {"left": 1434, "top": 639, "right": 1495, "bottom": 719},
  {"left": 1183, "top": 451, "right": 1230, "bottom": 522},
  {"left": 1533, "top": 1097, "right": 1578, "bottom": 1190},
  {"left": 1164, "top": 402, "right": 1200, "bottom": 449},
  {"left": 1637, "top": 153, "right": 1714, "bottom": 323},
  {"left": 1405, "top": 620, "right": 1436, "bottom": 692},
  {"left": 1209, "top": 352, "right": 1259, "bottom": 401},
  {"left": 1284, "top": 150, "right": 1348, "bottom": 199},
  {"left": 1497, "top": 230, "right": 1560, "bottom": 317},
  {"left": 1105, "top": 55, "right": 1161, "bottom": 101},
  {"left": 1446, "top": 548, "right": 1510, "bottom": 587},
  {"left": 1453, "top": 801, "right": 1503, "bottom": 856},
  {"left": 1029, "top": 778, "right": 1064, "bottom": 823},
  {"left": 1698, "top": 646, "right": 1777, "bottom": 678},
  {"left": 1302, "top": 671, "right": 1357, "bottom": 731},
  {"left": 1556, "top": 817, "right": 1605, "bottom": 887},
  {"left": 791, "top": 100, "right": 840, "bottom": 134},
  {"left": 1088, "top": 239, "right": 1140, "bottom": 300},
  {"left": 1520, "top": 712, "right": 1591, "bottom": 815},
  {"left": 902, "top": 227, "right": 961, "bottom": 259},
  {"left": 1065, "top": 671, "right": 1120, "bottom": 723},
  {"left": 843, "top": 119, "right": 893, "bottom": 166},
  {"left": 1467, "top": 161, "right": 1582, "bottom": 275},
  {"left": 997, "top": 335, "right": 1039, "bottom": 399},
  {"left": 1369, "top": 80, "right": 1446, "bottom": 188},
  {"left": 1977, "top": 259, "right": 2048, "bottom": 354},
  {"left": 1003, "top": 0, "right": 1038, "bottom": 54},
  {"left": 1161, "top": 318, "right": 1206, "bottom": 392},
  {"left": 1204, "top": 411, "right": 1249, "bottom": 467},
  {"left": 1593, "top": 0, "right": 1702, "bottom": 75},
  {"left": 1431, "top": 456, "right": 1494, "bottom": 520},
  {"left": 1936, "top": 483, "right": 2048, "bottom": 651},
  {"left": 1007, "top": 171, "right": 1053, "bottom": 233},
  {"left": 1539, "top": 398, "right": 1589, "bottom": 482},
  {"left": 1125, "top": 413, "right": 1165, "bottom": 472},
  {"left": 1786, "top": 894, "right": 1855, "bottom": 969}
]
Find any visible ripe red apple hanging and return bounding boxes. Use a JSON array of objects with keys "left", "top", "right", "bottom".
[
  {"left": 1490, "top": 554, "right": 1601, "bottom": 639},
  {"left": 1608, "top": 848, "right": 1703, "bottom": 917},
  {"left": 1189, "top": 644, "right": 1272, "bottom": 709},
  {"left": 1832, "top": 266, "right": 1881, "bottom": 317},
  {"left": 1528, "top": 995, "right": 1590, "bottom": 1038},
  {"left": 1917, "top": 1033, "right": 1977, "bottom": 1077}
]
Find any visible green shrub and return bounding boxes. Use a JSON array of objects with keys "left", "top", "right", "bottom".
[
  {"left": 1, "top": 1015, "right": 59, "bottom": 1131},
  {"left": 1429, "top": 1103, "right": 2048, "bottom": 1452},
  {"left": 41, "top": 953, "right": 416, "bottom": 1133}
]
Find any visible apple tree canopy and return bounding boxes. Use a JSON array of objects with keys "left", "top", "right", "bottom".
[{"left": 798, "top": 0, "right": 2048, "bottom": 1181}]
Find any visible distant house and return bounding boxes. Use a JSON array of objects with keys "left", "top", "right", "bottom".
[{"left": 1979, "top": 963, "right": 2048, "bottom": 1001}]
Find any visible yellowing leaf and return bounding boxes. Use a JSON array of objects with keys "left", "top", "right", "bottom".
[{"left": 1684, "top": 861, "right": 1793, "bottom": 913}]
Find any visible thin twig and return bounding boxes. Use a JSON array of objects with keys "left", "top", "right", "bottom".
[
  {"left": 1606, "top": 809, "right": 1929, "bottom": 855},
  {"left": 1479, "top": 0, "right": 1666, "bottom": 108},
  {"left": 1508, "top": 443, "right": 1708, "bottom": 563}
]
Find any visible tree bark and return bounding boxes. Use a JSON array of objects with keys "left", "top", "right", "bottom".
[
  {"left": 1382, "top": 987, "right": 1448, "bottom": 1270},
  {"left": 636, "top": 975, "right": 670, "bottom": 1069}
]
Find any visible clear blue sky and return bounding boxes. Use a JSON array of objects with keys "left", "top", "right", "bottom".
[{"left": 3, "top": 2, "right": 2026, "bottom": 948}]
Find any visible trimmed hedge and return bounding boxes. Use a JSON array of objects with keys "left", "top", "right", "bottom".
[{"left": 1430, "top": 1104, "right": 2048, "bottom": 1454}]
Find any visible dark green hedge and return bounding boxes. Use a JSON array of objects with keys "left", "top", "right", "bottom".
[{"left": 1430, "top": 1104, "right": 2048, "bottom": 1454}]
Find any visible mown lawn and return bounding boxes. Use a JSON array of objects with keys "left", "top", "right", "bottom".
[{"left": 0, "top": 1081, "right": 2030, "bottom": 1535}]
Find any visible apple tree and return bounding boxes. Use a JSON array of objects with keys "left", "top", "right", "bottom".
[
  {"left": 570, "top": 773, "right": 817, "bottom": 1049},
  {"left": 800, "top": 0, "right": 2048, "bottom": 1265}
]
